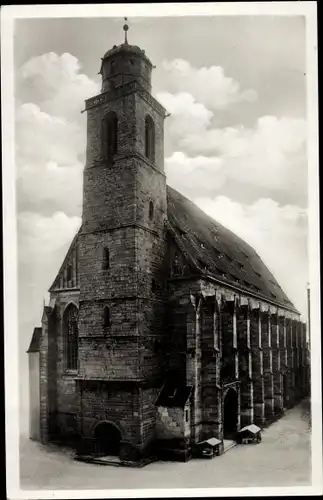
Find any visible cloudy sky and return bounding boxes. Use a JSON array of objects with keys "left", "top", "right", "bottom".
[{"left": 14, "top": 15, "right": 308, "bottom": 432}]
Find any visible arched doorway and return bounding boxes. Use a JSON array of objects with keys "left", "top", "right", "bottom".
[
  {"left": 223, "top": 389, "right": 238, "bottom": 438},
  {"left": 93, "top": 421, "right": 122, "bottom": 457}
]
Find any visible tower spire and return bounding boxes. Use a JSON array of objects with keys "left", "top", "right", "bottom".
[{"left": 123, "top": 17, "right": 129, "bottom": 44}]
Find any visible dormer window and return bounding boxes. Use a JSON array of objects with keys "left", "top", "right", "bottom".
[{"left": 110, "top": 60, "right": 116, "bottom": 73}]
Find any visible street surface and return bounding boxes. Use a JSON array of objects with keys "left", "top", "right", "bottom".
[{"left": 20, "top": 399, "right": 311, "bottom": 490}]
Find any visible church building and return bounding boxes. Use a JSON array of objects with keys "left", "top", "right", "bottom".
[{"left": 27, "top": 25, "right": 310, "bottom": 463}]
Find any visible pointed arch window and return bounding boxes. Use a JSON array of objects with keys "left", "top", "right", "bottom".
[
  {"left": 145, "top": 115, "right": 155, "bottom": 162},
  {"left": 104, "top": 306, "right": 111, "bottom": 328},
  {"left": 63, "top": 303, "right": 78, "bottom": 371},
  {"left": 101, "top": 111, "right": 118, "bottom": 162}
]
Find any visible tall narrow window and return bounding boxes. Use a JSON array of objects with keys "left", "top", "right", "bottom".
[
  {"left": 63, "top": 303, "right": 78, "bottom": 371},
  {"left": 149, "top": 200, "right": 154, "bottom": 220},
  {"left": 66, "top": 264, "right": 72, "bottom": 283},
  {"left": 104, "top": 306, "right": 111, "bottom": 327},
  {"left": 102, "top": 247, "right": 110, "bottom": 270},
  {"left": 101, "top": 112, "right": 118, "bottom": 162},
  {"left": 145, "top": 115, "right": 155, "bottom": 162}
]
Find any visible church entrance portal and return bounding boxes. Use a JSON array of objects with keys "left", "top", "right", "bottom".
[
  {"left": 223, "top": 388, "right": 238, "bottom": 439},
  {"left": 93, "top": 421, "right": 122, "bottom": 457}
]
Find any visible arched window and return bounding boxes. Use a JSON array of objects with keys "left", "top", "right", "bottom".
[
  {"left": 63, "top": 303, "right": 78, "bottom": 371},
  {"left": 102, "top": 247, "right": 110, "bottom": 270},
  {"left": 101, "top": 112, "right": 118, "bottom": 162},
  {"left": 149, "top": 200, "right": 154, "bottom": 220},
  {"left": 104, "top": 306, "right": 111, "bottom": 327},
  {"left": 145, "top": 115, "right": 155, "bottom": 162}
]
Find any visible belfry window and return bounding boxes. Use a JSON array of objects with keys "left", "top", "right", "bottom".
[
  {"left": 145, "top": 115, "right": 155, "bottom": 162},
  {"left": 104, "top": 306, "right": 111, "bottom": 327},
  {"left": 102, "top": 247, "right": 110, "bottom": 270},
  {"left": 101, "top": 112, "right": 118, "bottom": 162},
  {"left": 63, "top": 303, "right": 78, "bottom": 371}
]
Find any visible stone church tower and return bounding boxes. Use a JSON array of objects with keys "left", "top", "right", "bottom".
[
  {"left": 28, "top": 24, "right": 310, "bottom": 464},
  {"left": 77, "top": 24, "right": 168, "bottom": 460}
]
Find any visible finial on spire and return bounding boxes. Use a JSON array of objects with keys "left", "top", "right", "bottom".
[{"left": 123, "top": 17, "right": 129, "bottom": 44}]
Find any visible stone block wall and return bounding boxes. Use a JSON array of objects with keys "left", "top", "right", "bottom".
[{"left": 79, "top": 380, "right": 139, "bottom": 443}]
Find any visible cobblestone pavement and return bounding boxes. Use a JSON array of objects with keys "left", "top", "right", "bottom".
[{"left": 19, "top": 399, "right": 311, "bottom": 491}]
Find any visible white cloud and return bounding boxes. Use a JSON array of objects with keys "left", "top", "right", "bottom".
[
  {"left": 164, "top": 112, "right": 307, "bottom": 199},
  {"left": 18, "top": 52, "right": 100, "bottom": 120},
  {"left": 15, "top": 52, "right": 99, "bottom": 215},
  {"left": 165, "top": 152, "right": 225, "bottom": 199},
  {"left": 18, "top": 211, "right": 81, "bottom": 259},
  {"left": 16, "top": 102, "right": 85, "bottom": 167},
  {"left": 161, "top": 58, "right": 257, "bottom": 110},
  {"left": 194, "top": 195, "right": 308, "bottom": 317},
  {"left": 16, "top": 103, "right": 84, "bottom": 214},
  {"left": 157, "top": 91, "right": 212, "bottom": 136}
]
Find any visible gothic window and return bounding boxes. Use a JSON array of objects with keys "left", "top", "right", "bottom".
[
  {"left": 104, "top": 306, "right": 111, "bottom": 327},
  {"left": 101, "top": 112, "right": 118, "bottom": 162},
  {"left": 145, "top": 115, "right": 155, "bottom": 162},
  {"left": 102, "top": 247, "right": 110, "bottom": 270},
  {"left": 63, "top": 303, "right": 78, "bottom": 371},
  {"left": 149, "top": 200, "right": 154, "bottom": 220},
  {"left": 67, "top": 264, "right": 72, "bottom": 283}
]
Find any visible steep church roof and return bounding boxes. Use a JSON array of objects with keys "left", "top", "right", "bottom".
[
  {"left": 27, "top": 327, "right": 42, "bottom": 353},
  {"left": 48, "top": 185, "right": 297, "bottom": 314},
  {"left": 167, "top": 185, "right": 298, "bottom": 313}
]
